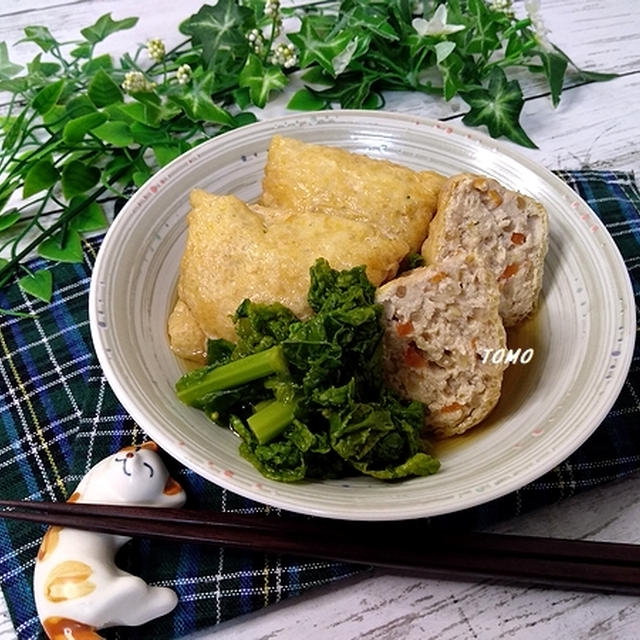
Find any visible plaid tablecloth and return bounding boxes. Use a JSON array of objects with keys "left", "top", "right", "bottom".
[{"left": 0, "top": 169, "right": 639, "bottom": 639}]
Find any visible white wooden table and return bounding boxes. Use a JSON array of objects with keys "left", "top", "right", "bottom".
[{"left": 1, "top": 1, "right": 640, "bottom": 638}]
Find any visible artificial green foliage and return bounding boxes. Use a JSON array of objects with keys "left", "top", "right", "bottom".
[{"left": 0, "top": 1, "right": 613, "bottom": 307}]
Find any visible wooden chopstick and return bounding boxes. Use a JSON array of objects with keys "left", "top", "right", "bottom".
[{"left": 2, "top": 499, "right": 640, "bottom": 595}]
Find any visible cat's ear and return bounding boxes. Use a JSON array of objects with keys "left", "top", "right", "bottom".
[
  {"left": 158, "top": 476, "right": 186, "bottom": 507},
  {"left": 118, "top": 441, "right": 159, "bottom": 453},
  {"left": 163, "top": 476, "right": 182, "bottom": 496}
]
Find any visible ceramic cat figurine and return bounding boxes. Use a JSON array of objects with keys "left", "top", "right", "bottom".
[{"left": 33, "top": 441, "right": 186, "bottom": 640}]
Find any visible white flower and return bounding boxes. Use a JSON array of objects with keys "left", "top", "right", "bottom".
[
  {"left": 269, "top": 42, "right": 298, "bottom": 69},
  {"left": 525, "top": 0, "right": 552, "bottom": 50},
  {"left": 121, "top": 71, "right": 156, "bottom": 94},
  {"left": 176, "top": 64, "right": 192, "bottom": 85},
  {"left": 490, "top": 0, "right": 513, "bottom": 13},
  {"left": 412, "top": 5, "right": 465, "bottom": 37},
  {"left": 146, "top": 38, "right": 165, "bottom": 63},
  {"left": 265, "top": 0, "right": 280, "bottom": 19},
  {"left": 246, "top": 28, "right": 265, "bottom": 55}
]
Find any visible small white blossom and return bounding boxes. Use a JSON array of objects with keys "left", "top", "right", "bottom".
[
  {"left": 264, "top": 0, "right": 280, "bottom": 19},
  {"left": 525, "top": 0, "right": 552, "bottom": 50},
  {"left": 121, "top": 71, "right": 156, "bottom": 94},
  {"left": 269, "top": 42, "right": 298, "bottom": 69},
  {"left": 489, "top": 0, "right": 513, "bottom": 13},
  {"left": 412, "top": 5, "right": 465, "bottom": 37},
  {"left": 176, "top": 64, "right": 192, "bottom": 85},
  {"left": 246, "top": 28, "right": 265, "bottom": 54},
  {"left": 146, "top": 38, "right": 165, "bottom": 63}
]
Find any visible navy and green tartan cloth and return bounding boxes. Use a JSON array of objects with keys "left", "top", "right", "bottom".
[{"left": 0, "top": 170, "right": 639, "bottom": 639}]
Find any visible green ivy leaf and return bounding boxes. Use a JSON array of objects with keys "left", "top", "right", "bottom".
[
  {"left": 169, "top": 70, "right": 234, "bottom": 124},
  {"left": 238, "top": 55, "right": 287, "bottom": 108},
  {"left": 549, "top": 44, "right": 618, "bottom": 84},
  {"left": 439, "top": 51, "right": 464, "bottom": 100},
  {"left": 435, "top": 41, "right": 456, "bottom": 64},
  {"left": 289, "top": 17, "right": 356, "bottom": 76},
  {"left": 232, "top": 87, "right": 251, "bottom": 110},
  {"left": 65, "top": 95, "right": 98, "bottom": 118},
  {"left": 27, "top": 53, "right": 61, "bottom": 78},
  {"left": 23, "top": 159, "right": 59, "bottom": 198},
  {"left": 18, "top": 25, "right": 58, "bottom": 52},
  {"left": 0, "top": 42, "right": 22, "bottom": 79},
  {"left": 312, "top": 72, "right": 379, "bottom": 109},
  {"left": 62, "top": 112, "right": 108, "bottom": 144},
  {"left": 68, "top": 199, "right": 108, "bottom": 232},
  {"left": 18, "top": 269, "right": 53, "bottom": 302},
  {"left": 0, "top": 209, "right": 20, "bottom": 232},
  {"left": 179, "top": 0, "right": 251, "bottom": 70},
  {"left": 70, "top": 43, "right": 92, "bottom": 59},
  {"left": 0, "top": 77, "right": 29, "bottom": 94},
  {"left": 152, "top": 141, "right": 190, "bottom": 167},
  {"left": 102, "top": 154, "right": 131, "bottom": 182},
  {"left": 80, "top": 13, "right": 138, "bottom": 44},
  {"left": 115, "top": 102, "right": 146, "bottom": 124},
  {"left": 102, "top": 103, "right": 135, "bottom": 124},
  {"left": 0, "top": 180, "right": 19, "bottom": 212},
  {"left": 131, "top": 93, "right": 163, "bottom": 125},
  {"left": 2, "top": 108, "right": 27, "bottom": 150},
  {"left": 82, "top": 54, "right": 114, "bottom": 75},
  {"left": 32, "top": 79, "right": 65, "bottom": 115},
  {"left": 300, "top": 66, "right": 334, "bottom": 86},
  {"left": 88, "top": 69, "right": 123, "bottom": 107},
  {"left": 461, "top": 67, "right": 536, "bottom": 148},
  {"left": 538, "top": 50, "right": 568, "bottom": 107},
  {"left": 287, "top": 88, "right": 328, "bottom": 111},
  {"left": 91, "top": 121, "right": 133, "bottom": 147},
  {"left": 130, "top": 122, "right": 170, "bottom": 146},
  {"left": 37, "top": 230, "right": 83, "bottom": 264},
  {"left": 133, "top": 169, "right": 151, "bottom": 187},
  {"left": 232, "top": 112, "right": 259, "bottom": 128},
  {"left": 464, "top": 0, "right": 500, "bottom": 59},
  {"left": 42, "top": 105, "right": 68, "bottom": 134},
  {"left": 61, "top": 161, "right": 100, "bottom": 199},
  {"left": 346, "top": 5, "right": 398, "bottom": 41}
]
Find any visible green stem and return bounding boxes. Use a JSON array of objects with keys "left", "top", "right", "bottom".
[
  {"left": 6, "top": 191, "right": 52, "bottom": 261},
  {"left": 247, "top": 398, "right": 296, "bottom": 444},
  {"left": 0, "top": 111, "right": 41, "bottom": 176},
  {"left": 176, "top": 346, "right": 289, "bottom": 406}
]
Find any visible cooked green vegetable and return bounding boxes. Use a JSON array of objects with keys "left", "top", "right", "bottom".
[
  {"left": 175, "top": 258, "right": 440, "bottom": 482},
  {"left": 175, "top": 345, "right": 288, "bottom": 407}
]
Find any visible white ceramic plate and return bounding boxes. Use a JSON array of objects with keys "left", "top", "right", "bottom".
[{"left": 89, "top": 111, "right": 635, "bottom": 520}]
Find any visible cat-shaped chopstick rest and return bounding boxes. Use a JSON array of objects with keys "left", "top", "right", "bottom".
[{"left": 33, "top": 441, "right": 186, "bottom": 640}]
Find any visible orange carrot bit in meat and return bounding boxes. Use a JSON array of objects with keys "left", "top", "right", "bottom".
[
  {"left": 430, "top": 271, "right": 447, "bottom": 284},
  {"left": 441, "top": 402, "right": 464, "bottom": 414},
  {"left": 511, "top": 232, "right": 526, "bottom": 245},
  {"left": 403, "top": 343, "right": 425, "bottom": 368},
  {"left": 499, "top": 262, "right": 520, "bottom": 280},
  {"left": 396, "top": 320, "right": 414, "bottom": 336}
]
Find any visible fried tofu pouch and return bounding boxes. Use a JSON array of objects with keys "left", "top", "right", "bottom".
[
  {"left": 168, "top": 190, "right": 407, "bottom": 362},
  {"left": 259, "top": 135, "right": 446, "bottom": 252}
]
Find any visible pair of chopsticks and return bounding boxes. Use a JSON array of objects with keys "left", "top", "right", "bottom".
[{"left": 2, "top": 499, "right": 640, "bottom": 595}]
